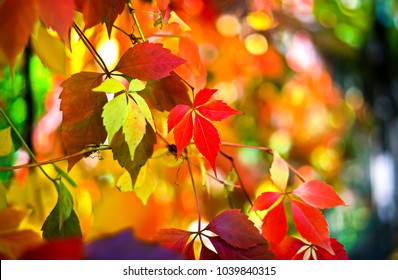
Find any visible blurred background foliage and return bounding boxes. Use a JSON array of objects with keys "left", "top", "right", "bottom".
[{"left": 1, "top": 0, "right": 398, "bottom": 259}]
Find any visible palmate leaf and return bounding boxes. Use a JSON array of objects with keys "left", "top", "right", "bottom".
[
  {"left": 292, "top": 180, "right": 347, "bottom": 209},
  {"left": 59, "top": 72, "right": 107, "bottom": 171},
  {"left": 153, "top": 228, "right": 192, "bottom": 252},
  {"left": 114, "top": 41, "right": 186, "bottom": 81}
]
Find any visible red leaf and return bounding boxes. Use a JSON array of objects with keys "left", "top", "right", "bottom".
[
  {"left": 193, "top": 88, "right": 217, "bottom": 107},
  {"left": 153, "top": 228, "right": 192, "bottom": 253},
  {"left": 290, "top": 199, "right": 333, "bottom": 254},
  {"left": 173, "top": 112, "right": 193, "bottom": 157},
  {"left": 20, "top": 238, "right": 83, "bottom": 260},
  {"left": 251, "top": 192, "right": 282, "bottom": 211},
  {"left": 200, "top": 244, "right": 220, "bottom": 260},
  {"left": 205, "top": 209, "right": 266, "bottom": 249},
  {"left": 59, "top": 72, "right": 108, "bottom": 170},
  {"left": 208, "top": 236, "right": 273, "bottom": 260},
  {"left": 183, "top": 239, "right": 196, "bottom": 260},
  {"left": 270, "top": 236, "right": 306, "bottom": 260},
  {"left": 114, "top": 42, "right": 186, "bottom": 81},
  {"left": 261, "top": 201, "right": 288, "bottom": 245},
  {"left": 74, "top": 0, "right": 125, "bottom": 36},
  {"left": 316, "top": 238, "right": 349, "bottom": 260},
  {"left": 38, "top": 0, "right": 75, "bottom": 47},
  {"left": 167, "top": 104, "right": 191, "bottom": 132},
  {"left": 198, "top": 100, "right": 241, "bottom": 121},
  {"left": 0, "top": 0, "right": 38, "bottom": 68},
  {"left": 292, "top": 180, "right": 347, "bottom": 209},
  {"left": 193, "top": 114, "right": 220, "bottom": 174}
]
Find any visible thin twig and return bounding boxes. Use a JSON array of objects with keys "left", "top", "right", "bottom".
[{"left": 185, "top": 149, "right": 201, "bottom": 233}]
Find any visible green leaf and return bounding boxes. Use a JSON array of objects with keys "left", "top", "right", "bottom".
[
  {"left": 123, "top": 99, "right": 147, "bottom": 161},
  {"left": 102, "top": 94, "right": 129, "bottom": 143},
  {"left": 130, "top": 93, "right": 156, "bottom": 132},
  {"left": 0, "top": 127, "right": 13, "bottom": 156},
  {"left": 270, "top": 151, "right": 289, "bottom": 192},
  {"left": 93, "top": 77, "right": 126, "bottom": 93},
  {"left": 41, "top": 180, "right": 82, "bottom": 239},
  {"left": 53, "top": 165, "right": 77, "bottom": 187},
  {"left": 128, "top": 79, "right": 146, "bottom": 92}
]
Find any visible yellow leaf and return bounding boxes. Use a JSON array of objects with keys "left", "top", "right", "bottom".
[
  {"left": 168, "top": 11, "right": 191, "bottom": 31},
  {"left": 92, "top": 77, "right": 126, "bottom": 93},
  {"left": 0, "top": 127, "right": 13, "bottom": 156},
  {"left": 270, "top": 151, "right": 289, "bottom": 192},
  {"left": 130, "top": 93, "right": 156, "bottom": 132}
]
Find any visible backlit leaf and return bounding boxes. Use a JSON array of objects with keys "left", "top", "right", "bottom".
[
  {"left": 292, "top": 180, "right": 347, "bottom": 209},
  {"left": 251, "top": 192, "right": 282, "bottom": 211},
  {"left": 205, "top": 209, "right": 266, "bottom": 249},
  {"left": 316, "top": 238, "right": 349, "bottom": 260},
  {"left": 290, "top": 199, "right": 333, "bottom": 254},
  {"left": 168, "top": 104, "right": 191, "bottom": 132},
  {"left": 261, "top": 200, "right": 288, "bottom": 245},
  {"left": 0, "top": 127, "right": 13, "bottom": 156},
  {"left": 153, "top": 228, "right": 192, "bottom": 253},
  {"left": 93, "top": 77, "right": 126, "bottom": 93},
  {"left": 208, "top": 236, "right": 273, "bottom": 260},
  {"left": 0, "top": 0, "right": 38, "bottom": 68},
  {"left": 130, "top": 93, "right": 156, "bottom": 132},
  {"left": 270, "top": 236, "right": 306, "bottom": 260},
  {"left": 193, "top": 88, "right": 218, "bottom": 107},
  {"left": 38, "top": 0, "right": 75, "bottom": 47},
  {"left": 128, "top": 79, "right": 146, "bottom": 92},
  {"left": 197, "top": 100, "right": 242, "bottom": 121},
  {"left": 200, "top": 244, "right": 220, "bottom": 260},
  {"left": 102, "top": 93, "right": 128, "bottom": 143},
  {"left": 59, "top": 72, "right": 107, "bottom": 170},
  {"left": 114, "top": 41, "right": 186, "bottom": 81},
  {"left": 270, "top": 151, "right": 289, "bottom": 192},
  {"left": 172, "top": 112, "right": 193, "bottom": 157},
  {"left": 75, "top": 0, "right": 125, "bottom": 36},
  {"left": 193, "top": 114, "right": 220, "bottom": 174}
]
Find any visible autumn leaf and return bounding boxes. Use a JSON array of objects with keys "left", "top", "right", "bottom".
[
  {"left": 74, "top": 0, "right": 125, "bottom": 36},
  {"left": 113, "top": 41, "right": 186, "bottom": 81},
  {"left": 290, "top": 199, "right": 333, "bottom": 254},
  {"left": 251, "top": 191, "right": 282, "bottom": 212},
  {"left": 93, "top": 77, "right": 126, "bottom": 93},
  {"left": 168, "top": 88, "right": 241, "bottom": 174},
  {"left": 153, "top": 228, "right": 192, "bottom": 253},
  {"left": 261, "top": 201, "right": 288, "bottom": 245},
  {"left": 270, "top": 151, "right": 289, "bottom": 192},
  {"left": 0, "top": 0, "right": 38, "bottom": 68},
  {"left": 0, "top": 127, "right": 13, "bottom": 156},
  {"left": 20, "top": 238, "right": 83, "bottom": 260},
  {"left": 200, "top": 244, "right": 220, "bottom": 260},
  {"left": 205, "top": 209, "right": 265, "bottom": 249},
  {"left": 38, "top": 0, "right": 75, "bottom": 47},
  {"left": 59, "top": 72, "right": 107, "bottom": 170},
  {"left": 292, "top": 180, "right": 347, "bottom": 209}
]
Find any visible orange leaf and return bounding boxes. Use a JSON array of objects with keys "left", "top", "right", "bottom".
[
  {"left": 59, "top": 72, "right": 107, "bottom": 170},
  {"left": 0, "top": 0, "right": 38, "bottom": 68},
  {"left": 292, "top": 180, "right": 347, "bottom": 209},
  {"left": 290, "top": 199, "right": 333, "bottom": 254},
  {"left": 173, "top": 111, "right": 193, "bottom": 157},
  {"left": 38, "top": 0, "right": 75, "bottom": 47}
]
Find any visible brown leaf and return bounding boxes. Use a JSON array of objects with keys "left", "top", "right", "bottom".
[{"left": 59, "top": 72, "right": 107, "bottom": 170}]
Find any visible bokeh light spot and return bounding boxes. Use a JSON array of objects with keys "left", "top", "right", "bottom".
[
  {"left": 319, "top": 9, "right": 338, "bottom": 28},
  {"left": 97, "top": 37, "right": 120, "bottom": 69},
  {"left": 10, "top": 97, "right": 27, "bottom": 124},
  {"left": 268, "top": 130, "right": 292, "bottom": 156},
  {"left": 216, "top": 14, "right": 241, "bottom": 37},
  {"left": 247, "top": 11, "right": 274, "bottom": 31},
  {"left": 244, "top": 33, "right": 269, "bottom": 55}
]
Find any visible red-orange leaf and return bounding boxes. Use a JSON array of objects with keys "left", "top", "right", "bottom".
[
  {"left": 173, "top": 112, "right": 193, "bottom": 157},
  {"left": 198, "top": 100, "right": 242, "bottom": 121},
  {"left": 193, "top": 88, "right": 217, "bottom": 107},
  {"left": 167, "top": 104, "right": 191, "bottom": 132},
  {"left": 153, "top": 228, "right": 192, "bottom": 253},
  {"left": 0, "top": 0, "right": 38, "bottom": 68},
  {"left": 251, "top": 192, "right": 282, "bottom": 211},
  {"left": 193, "top": 114, "right": 220, "bottom": 174},
  {"left": 316, "top": 238, "right": 349, "bottom": 260},
  {"left": 38, "top": 0, "right": 75, "bottom": 47},
  {"left": 290, "top": 199, "right": 333, "bottom": 254},
  {"left": 205, "top": 209, "right": 266, "bottom": 249},
  {"left": 59, "top": 72, "right": 107, "bottom": 170},
  {"left": 292, "top": 180, "right": 347, "bottom": 209},
  {"left": 261, "top": 201, "right": 288, "bottom": 245},
  {"left": 74, "top": 0, "right": 125, "bottom": 36},
  {"left": 114, "top": 41, "right": 186, "bottom": 81},
  {"left": 208, "top": 236, "right": 273, "bottom": 260},
  {"left": 270, "top": 236, "right": 306, "bottom": 260}
]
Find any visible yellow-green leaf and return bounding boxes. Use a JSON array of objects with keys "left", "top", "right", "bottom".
[
  {"left": 123, "top": 100, "right": 147, "bottom": 161},
  {"left": 0, "top": 127, "right": 13, "bottom": 156},
  {"left": 102, "top": 94, "right": 129, "bottom": 142},
  {"left": 130, "top": 93, "right": 156, "bottom": 132},
  {"left": 116, "top": 170, "right": 133, "bottom": 192},
  {"left": 128, "top": 79, "right": 146, "bottom": 92},
  {"left": 0, "top": 182, "right": 6, "bottom": 211},
  {"left": 93, "top": 77, "right": 126, "bottom": 93},
  {"left": 270, "top": 151, "right": 289, "bottom": 192}
]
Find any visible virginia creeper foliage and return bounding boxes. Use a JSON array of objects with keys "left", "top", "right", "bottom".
[{"left": 0, "top": 0, "right": 350, "bottom": 260}]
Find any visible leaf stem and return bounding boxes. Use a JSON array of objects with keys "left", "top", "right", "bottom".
[
  {"left": 185, "top": 149, "right": 201, "bottom": 233},
  {"left": 129, "top": 5, "right": 146, "bottom": 42},
  {"left": 72, "top": 22, "right": 110, "bottom": 76}
]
